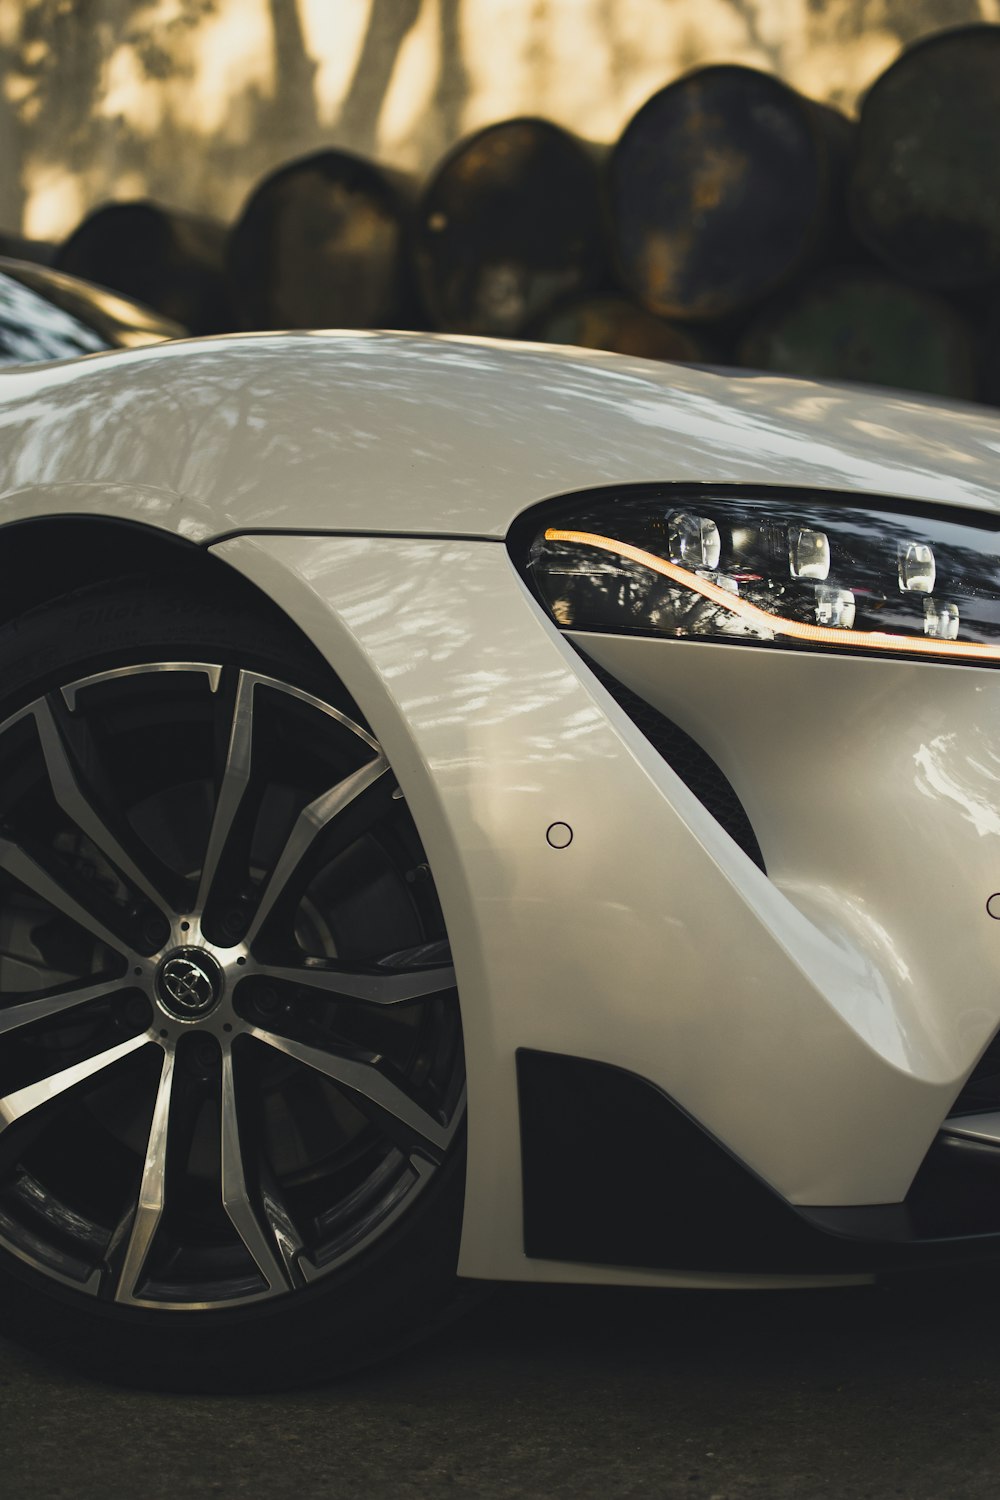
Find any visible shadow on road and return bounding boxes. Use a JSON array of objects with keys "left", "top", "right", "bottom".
[{"left": 3, "top": 1273, "right": 999, "bottom": 1498}]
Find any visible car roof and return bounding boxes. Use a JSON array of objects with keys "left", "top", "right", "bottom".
[{"left": 0, "top": 330, "right": 995, "bottom": 542}]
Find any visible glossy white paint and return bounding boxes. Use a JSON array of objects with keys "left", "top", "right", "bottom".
[
  {"left": 4, "top": 332, "right": 1000, "bottom": 1288},
  {"left": 0, "top": 332, "right": 997, "bottom": 542},
  {"left": 213, "top": 532, "right": 991, "bottom": 1284},
  {"left": 578, "top": 634, "right": 1000, "bottom": 1086}
]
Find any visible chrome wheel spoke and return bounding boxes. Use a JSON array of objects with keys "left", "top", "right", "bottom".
[
  {"left": 33, "top": 698, "right": 175, "bottom": 924},
  {"left": 248, "top": 1024, "right": 454, "bottom": 1158},
  {"left": 220, "top": 1048, "right": 292, "bottom": 1291},
  {"left": 252, "top": 959, "right": 456, "bottom": 1006},
  {"left": 114, "top": 1046, "right": 174, "bottom": 1303},
  {"left": 0, "top": 1032, "right": 151, "bottom": 1131},
  {"left": 244, "top": 753, "right": 390, "bottom": 947},
  {"left": 195, "top": 671, "right": 256, "bottom": 917},
  {"left": 259, "top": 1164, "right": 305, "bottom": 1285},
  {"left": 0, "top": 976, "right": 135, "bottom": 1037},
  {"left": 0, "top": 835, "right": 135, "bottom": 958}
]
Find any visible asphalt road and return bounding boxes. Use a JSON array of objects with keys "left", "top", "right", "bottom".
[{"left": 2, "top": 1272, "right": 999, "bottom": 1499}]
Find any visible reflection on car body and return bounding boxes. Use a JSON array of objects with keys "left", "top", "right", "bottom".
[{"left": 0, "top": 331, "right": 995, "bottom": 1390}]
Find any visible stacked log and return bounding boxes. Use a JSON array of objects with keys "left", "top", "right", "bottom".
[
  {"left": 56, "top": 202, "right": 231, "bottom": 334},
  {"left": 413, "top": 118, "right": 605, "bottom": 336},
  {"left": 0, "top": 234, "right": 56, "bottom": 267},
  {"left": 608, "top": 65, "right": 854, "bottom": 323},
  {"left": 850, "top": 25, "right": 1000, "bottom": 290},
  {"left": 530, "top": 294, "right": 719, "bottom": 363},
  {"left": 42, "top": 24, "right": 1000, "bottom": 407},
  {"left": 227, "top": 150, "right": 413, "bottom": 331},
  {"left": 739, "top": 269, "right": 978, "bottom": 401}
]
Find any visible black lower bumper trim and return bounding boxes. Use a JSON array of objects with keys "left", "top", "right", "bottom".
[{"left": 517, "top": 1049, "right": 1000, "bottom": 1274}]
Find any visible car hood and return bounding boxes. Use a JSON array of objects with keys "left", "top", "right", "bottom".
[{"left": 0, "top": 330, "right": 996, "bottom": 541}]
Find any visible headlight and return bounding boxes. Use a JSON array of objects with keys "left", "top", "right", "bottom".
[{"left": 523, "top": 488, "right": 1000, "bottom": 664}]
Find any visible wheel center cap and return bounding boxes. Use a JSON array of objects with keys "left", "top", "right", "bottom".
[{"left": 156, "top": 948, "right": 223, "bottom": 1019}]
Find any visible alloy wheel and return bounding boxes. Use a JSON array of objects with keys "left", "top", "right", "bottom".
[{"left": 0, "top": 662, "right": 465, "bottom": 1310}]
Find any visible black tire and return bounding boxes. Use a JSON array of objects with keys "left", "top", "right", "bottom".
[{"left": 0, "top": 572, "right": 469, "bottom": 1391}]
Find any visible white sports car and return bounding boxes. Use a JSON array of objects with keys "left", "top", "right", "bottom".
[{"left": 0, "top": 330, "right": 998, "bottom": 1390}]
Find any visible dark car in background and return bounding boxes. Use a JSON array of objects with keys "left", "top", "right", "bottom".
[{"left": 0, "top": 259, "right": 184, "bottom": 364}]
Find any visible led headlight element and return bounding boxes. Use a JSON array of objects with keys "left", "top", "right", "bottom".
[
  {"left": 899, "top": 542, "right": 936, "bottom": 594},
  {"left": 924, "top": 598, "right": 959, "bottom": 640},
  {"left": 789, "top": 527, "right": 830, "bottom": 581},
  {"left": 524, "top": 488, "right": 1000, "bottom": 664},
  {"left": 668, "top": 512, "right": 721, "bottom": 571},
  {"left": 815, "top": 586, "right": 855, "bottom": 629}
]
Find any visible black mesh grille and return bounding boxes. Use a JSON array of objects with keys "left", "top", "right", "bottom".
[{"left": 580, "top": 651, "right": 766, "bottom": 873}]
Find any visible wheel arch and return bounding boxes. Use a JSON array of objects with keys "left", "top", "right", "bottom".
[
  {"left": 0, "top": 568, "right": 469, "bottom": 1383},
  {"left": 0, "top": 514, "right": 307, "bottom": 639}
]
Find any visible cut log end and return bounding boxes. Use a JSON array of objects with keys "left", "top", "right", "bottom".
[
  {"left": 415, "top": 119, "right": 605, "bottom": 336},
  {"left": 531, "top": 294, "right": 718, "bottom": 363},
  {"left": 738, "top": 268, "right": 979, "bottom": 401},
  {"left": 57, "top": 201, "right": 231, "bottom": 334},
  {"left": 610, "top": 65, "right": 853, "bottom": 323},
  {"left": 851, "top": 25, "right": 1000, "bottom": 289},
  {"left": 228, "top": 151, "right": 412, "bottom": 331}
]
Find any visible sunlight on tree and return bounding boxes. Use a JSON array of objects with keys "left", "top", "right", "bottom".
[{"left": 0, "top": 0, "right": 996, "bottom": 238}]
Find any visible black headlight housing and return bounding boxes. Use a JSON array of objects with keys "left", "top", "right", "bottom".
[{"left": 514, "top": 486, "right": 1000, "bottom": 664}]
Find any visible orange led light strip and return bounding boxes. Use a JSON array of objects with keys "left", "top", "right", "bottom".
[{"left": 544, "top": 528, "right": 1000, "bottom": 663}]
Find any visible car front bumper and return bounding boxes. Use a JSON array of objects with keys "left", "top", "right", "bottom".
[{"left": 214, "top": 531, "right": 1000, "bottom": 1285}]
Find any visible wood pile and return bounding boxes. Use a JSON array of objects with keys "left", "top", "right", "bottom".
[
  {"left": 227, "top": 149, "right": 415, "bottom": 331},
  {"left": 56, "top": 201, "right": 232, "bottom": 335},
  {"left": 608, "top": 64, "right": 854, "bottom": 324},
  {"left": 29, "top": 23, "right": 1000, "bottom": 405},
  {"left": 414, "top": 118, "right": 605, "bottom": 336}
]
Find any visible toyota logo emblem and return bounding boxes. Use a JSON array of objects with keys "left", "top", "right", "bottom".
[{"left": 157, "top": 951, "right": 220, "bottom": 1017}]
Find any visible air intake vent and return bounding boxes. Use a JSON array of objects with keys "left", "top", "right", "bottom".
[
  {"left": 949, "top": 1028, "right": 1000, "bottom": 1117},
  {"left": 579, "top": 651, "right": 766, "bottom": 873}
]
